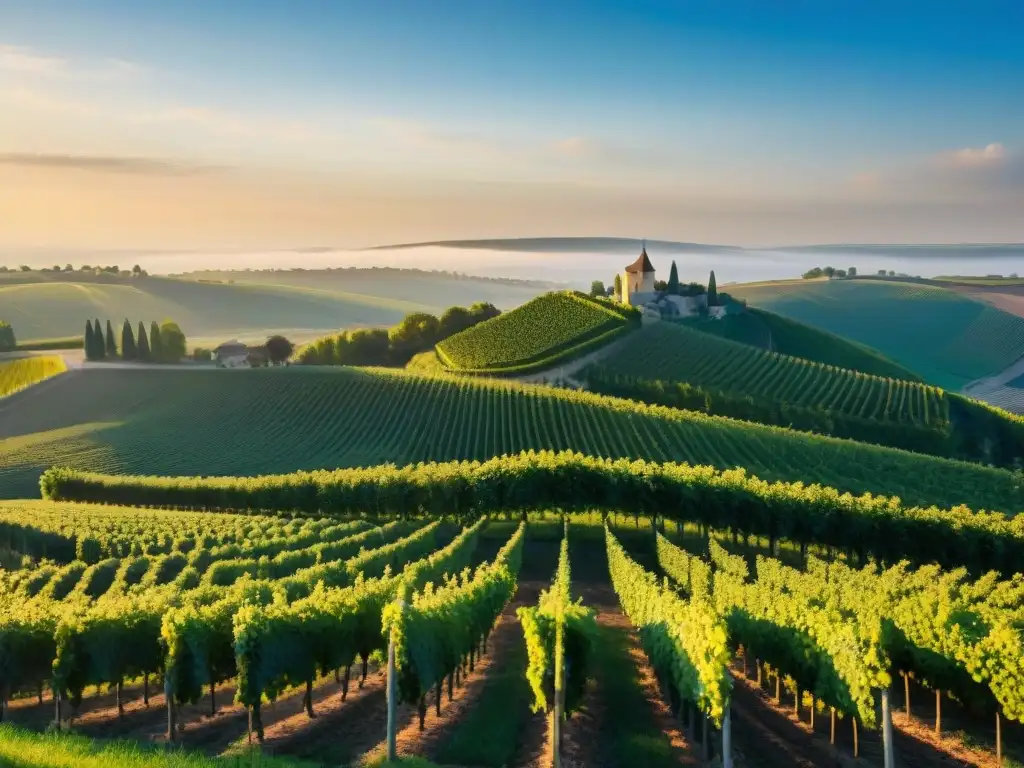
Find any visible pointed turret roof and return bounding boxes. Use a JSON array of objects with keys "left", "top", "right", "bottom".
[{"left": 625, "top": 243, "right": 655, "bottom": 274}]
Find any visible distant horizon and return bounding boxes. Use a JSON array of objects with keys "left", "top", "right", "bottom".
[{"left": 5, "top": 236, "right": 1024, "bottom": 259}]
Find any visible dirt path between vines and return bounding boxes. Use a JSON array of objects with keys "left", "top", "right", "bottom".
[{"left": 560, "top": 583, "right": 697, "bottom": 768}]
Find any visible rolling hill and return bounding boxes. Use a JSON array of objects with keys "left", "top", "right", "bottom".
[
  {"left": 584, "top": 322, "right": 1024, "bottom": 465},
  {"left": 729, "top": 278, "right": 1024, "bottom": 390},
  {"left": 436, "top": 291, "right": 639, "bottom": 373},
  {"left": 685, "top": 307, "right": 920, "bottom": 381},
  {"left": 1, "top": 366, "right": 1021, "bottom": 513},
  {"left": 0, "top": 271, "right": 547, "bottom": 347}
]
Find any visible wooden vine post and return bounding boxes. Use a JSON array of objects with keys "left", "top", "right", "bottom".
[
  {"left": 996, "top": 710, "right": 1002, "bottom": 767},
  {"left": 722, "top": 705, "right": 733, "bottom": 768},
  {"left": 386, "top": 598, "right": 404, "bottom": 763},
  {"left": 881, "top": 687, "right": 895, "bottom": 768}
]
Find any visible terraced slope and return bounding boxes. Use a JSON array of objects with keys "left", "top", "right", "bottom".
[
  {"left": 1, "top": 366, "right": 1021, "bottom": 513},
  {"left": 589, "top": 323, "right": 944, "bottom": 424},
  {"left": 436, "top": 291, "right": 637, "bottom": 373},
  {"left": 729, "top": 279, "right": 1024, "bottom": 389}
]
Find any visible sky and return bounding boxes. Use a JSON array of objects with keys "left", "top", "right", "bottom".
[{"left": 1, "top": 0, "right": 1023, "bottom": 252}]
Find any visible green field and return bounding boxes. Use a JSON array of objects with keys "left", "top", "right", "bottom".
[
  {"left": 436, "top": 291, "right": 637, "bottom": 372},
  {"left": 0, "top": 272, "right": 545, "bottom": 346},
  {"left": 729, "top": 279, "right": 1024, "bottom": 389},
  {"left": 2, "top": 366, "right": 1022, "bottom": 512},
  {"left": 589, "top": 323, "right": 944, "bottom": 423}
]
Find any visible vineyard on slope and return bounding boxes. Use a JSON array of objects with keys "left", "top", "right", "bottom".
[
  {"left": 688, "top": 308, "right": 920, "bottom": 381},
  {"left": 729, "top": 279, "right": 1024, "bottom": 389},
  {"left": 586, "top": 322, "right": 1024, "bottom": 466},
  {"left": 0, "top": 356, "right": 67, "bottom": 399},
  {"left": 435, "top": 291, "right": 639, "bottom": 372},
  {"left": 11, "top": 367, "right": 1024, "bottom": 512}
]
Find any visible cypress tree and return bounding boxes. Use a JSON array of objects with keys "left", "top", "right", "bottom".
[
  {"left": 94, "top": 318, "right": 105, "bottom": 359},
  {"left": 105, "top": 320, "right": 118, "bottom": 358},
  {"left": 121, "top": 320, "right": 137, "bottom": 360},
  {"left": 137, "top": 321, "right": 150, "bottom": 361},
  {"left": 667, "top": 261, "right": 680, "bottom": 295},
  {"left": 613, "top": 274, "right": 623, "bottom": 302},
  {"left": 84, "top": 320, "right": 95, "bottom": 360},
  {"left": 708, "top": 270, "right": 718, "bottom": 307},
  {"left": 150, "top": 321, "right": 163, "bottom": 362}
]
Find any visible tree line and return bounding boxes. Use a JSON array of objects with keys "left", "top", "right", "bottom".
[
  {"left": 297, "top": 302, "right": 501, "bottom": 367},
  {"left": 84, "top": 319, "right": 187, "bottom": 363}
]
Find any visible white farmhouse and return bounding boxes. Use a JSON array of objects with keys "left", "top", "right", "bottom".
[{"left": 213, "top": 340, "right": 250, "bottom": 368}]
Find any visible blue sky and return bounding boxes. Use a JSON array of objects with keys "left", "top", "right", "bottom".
[{"left": 1, "top": 1, "right": 1022, "bottom": 249}]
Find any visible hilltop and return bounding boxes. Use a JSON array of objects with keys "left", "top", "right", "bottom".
[{"left": 435, "top": 291, "right": 639, "bottom": 373}]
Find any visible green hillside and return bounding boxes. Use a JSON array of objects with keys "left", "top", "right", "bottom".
[
  {"left": 589, "top": 323, "right": 944, "bottom": 423},
  {"left": 685, "top": 308, "right": 921, "bottom": 381},
  {"left": 0, "top": 271, "right": 545, "bottom": 346},
  {"left": 436, "top": 291, "right": 638, "bottom": 373},
  {"left": 0, "top": 366, "right": 1021, "bottom": 512},
  {"left": 729, "top": 279, "right": 1024, "bottom": 389},
  {"left": 585, "top": 323, "right": 1024, "bottom": 464}
]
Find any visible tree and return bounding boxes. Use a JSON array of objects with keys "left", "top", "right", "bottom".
[
  {"left": 19, "top": 265, "right": 31, "bottom": 272},
  {"left": 654, "top": 280, "right": 668, "bottom": 291},
  {"left": 137, "top": 322, "right": 150, "bottom": 361},
  {"left": 64, "top": 264, "right": 74, "bottom": 272},
  {"left": 438, "top": 306, "right": 472, "bottom": 339},
  {"left": 265, "top": 335, "right": 294, "bottom": 365},
  {"left": 613, "top": 274, "right": 623, "bottom": 302},
  {"left": 707, "top": 271, "right": 718, "bottom": 306},
  {"left": 667, "top": 261, "right": 680, "bottom": 295},
  {"left": 878, "top": 269, "right": 887, "bottom": 276},
  {"left": 121, "top": 320, "right": 137, "bottom": 361},
  {"left": 0, "top": 321, "right": 15, "bottom": 352},
  {"left": 93, "top": 318, "right": 105, "bottom": 359},
  {"left": 590, "top": 280, "right": 606, "bottom": 298},
  {"left": 389, "top": 312, "right": 440, "bottom": 362},
  {"left": 467, "top": 302, "right": 500, "bottom": 323},
  {"left": 835, "top": 269, "right": 847, "bottom": 278},
  {"left": 888, "top": 270, "right": 896, "bottom": 277},
  {"left": 83, "top": 319, "right": 95, "bottom": 360},
  {"left": 84, "top": 320, "right": 96, "bottom": 360},
  {"left": 803, "top": 267, "right": 825, "bottom": 279},
  {"left": 158, "top": 321, "right": 186, "bottom": 362},
  {"left": 848, "top": 266, "right": 858, "bottom": 277},
  {"left": 149, "top": 321, "right": 163, "bottom": 362},
  {"left": 105, "top": 320, "right": 118, "bottom": 358},
  {"left": 823, "top": 266, "right": 836, "bottom": 278}
]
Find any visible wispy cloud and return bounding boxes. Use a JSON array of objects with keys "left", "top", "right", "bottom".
[
  {"left": 849, "top": 142, "right": 1023, "bottom": 199},
  {"left": 936, "top": 142, "right": 1006, "bottom": 168},
  {"left": 0, "top": 152, "right": 224, "bottom": 175},
  {"left": 0, "top": 42, "right": 145, "bottom": 81},
  {"left": 0, "top": 44, "right": 65, "bottom": 75}
]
